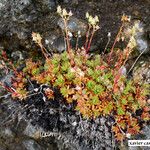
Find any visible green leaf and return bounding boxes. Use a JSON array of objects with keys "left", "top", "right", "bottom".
[
  {"left": 65, "top": 71, "right": 75, "bottom": 81},
  {"left": 45, "top": 76, "right": 52, "bottom": 83},
  {"left": 96, "top": 77, "right": 101, "bottom": 83},
  {"left": 44, "top": 63, "right": 50, "bottom": 70},
  {"left": 93, "top": 55, "right": 101, "bottom": 67},
  {"left": 91, "top": 95, "right": 99, "bottom": 105},
  {"left": 103, "top": 72, "right": 112, "bottom": 80},
  {"left": 54, "top": 74, "right": 65, "bottom": 86},
  {"left": 52, "top": 54, "right": 61, "bottom": 65},
  {"left": 87, "top": 68, "right": 94, "bottom": 76},
  {"left": 74, "top": 57, "right": 82, "bottom": 66},
  {"left": 92, "top": 70, "right": 101, "bottom": 80},
  {"left": 60, "top": 87, "right": 68, "bottom": 97},
  {"left": 121, "top": 98, "right": 127, "bottom": 105},
  {"left": 128, "top": 95, "right": 134, "bottom": 102},
  {"left": 61, "top": 62, "right": 70, "bottom": 72},
  {"left": 86, "top": 80, "right": 96, "bottom": 90},
  {"left": 123, "top": 80, "right": 133, "bottom": 94},
  {"left": 103, "top": 102, "right": 113, "bottom": 114},
  {"left": 23, "top": 67, "right": 28, "bottom": 73},
  {"left": 141, "top": 84, "right": 150, "bottom": 95},
  {"left": 52, "top": 66, "right": 60, "bottom": 74},
  {"left": 61, "top": 51, "right": 69, "bottom": 62},
  {"left": 86, "top": 60, "right": 95, "bottom": 68},
  {"left": 93, "top": 110, "right": 101, "bottom": 117},
  {"left": 93, "top": 84, "right": 104, "bottom": 94},
  {"left": 31, "top": 68, "right": 40, "bottom": 75},
  {"left": 117, "top": 107, "right": 125, "bottom": 115}
]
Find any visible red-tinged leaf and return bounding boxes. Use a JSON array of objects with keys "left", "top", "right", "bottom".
[
  {"left": 138, "top": 99, "right": 146, "bottom": 107},
  {"left": 141, "top": 112, "right": 150, "bottom": 121},
  {"left": 143, "top": 106, "right": 150, "bottom": 112},
  {"left": 44, "top": 88, "right": 54, "bottom": 100},
  {"left": 66, "top": 96, "right": 73, "bottom": 103},
  {"left": 116, "top": 133, "right": 125, "bottom": 141},
  {"left": 127, "top": 125, "right": 140, "bottom": 135},
  {"left": 112, "top": 126, "right": 120, "bottom": 133},
  {"left": 96, "top": 65, "right": 106, "bottom": 71}
]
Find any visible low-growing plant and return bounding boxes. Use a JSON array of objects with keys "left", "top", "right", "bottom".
[{"left": 0, "top": 6, "right": 149, "bottom": 143}]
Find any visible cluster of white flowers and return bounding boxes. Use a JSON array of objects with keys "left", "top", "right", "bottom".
[
  {"left": 125, "top": 21, "right": 143, "bottom": 38},
  {"left": 32, "top": 32, "right": 42, "bottom": 45},
  {"left": 125, "top": 21, "right": 144, "bottom": 50},
  {"left": 57, "top": 6, "right": 73, "bottom": 20},
  {"left": 127, "top": 36, "right": 137, "bottom": 49},
  {"left": 119, "top": 17, "right": 145, "bottom": 51},
  {"left": 86, "top": 12, "right": 100, "bottom": 30}
]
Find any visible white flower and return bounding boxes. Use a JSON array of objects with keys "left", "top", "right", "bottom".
[
  {"left": 88, "top": 16, "right": 94, "bottom": 25},
  {"left": 128, "top": 36, "right": 137, "bottom": 49},
  {"left": 126, "top": 133, "right": 131, "bottom": 138},
  {"left": 78, "top": 30, "right": 81, "bottom": 35},
  {"left": 45, "top": 39, "right": 49, "bottom": 44},
  {"left": 42, "top": 96, "right": 46, "bottom": 102},
  {"left": 94, "top": 15, "right": 99, "bottom": 23},
  {"left": 95, "top": 25, "right": 100, "bottom": 30},
  {"left": 62, "top": 9, "right": 67, "bottom": 16},
  {"left": 57, "top": 6, "right": 62, "bottom": 14},
  {"left": 107, "top": 32, "right": 111, "bottom": 37},
  {"left": 34, "top": 88, "right": 38, "bottom": 92},
  {"left": 86, "top": 12, "right": 89, "bottom": 18},
  {"left": 32, "top": 32, "right": 42, "bottom": 44},
  {"left": 127, "top": 15, "right": 131, "bottom": 22},
  {"left": 68, "top": 31, "right": 73, "bottom": 38},
  {"left": 68, "top": 11, "right": 73, "bottom": 17}
]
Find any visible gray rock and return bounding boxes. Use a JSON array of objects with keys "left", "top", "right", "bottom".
[
  {"left": 0, "top": 0, "right": 57, "bottom": 51},
  {"left": 23, "top": 139, "right": 42, "bottom": 150},
  {"left": 44, "top": 34, "right": 66, "bottom": 53},
  {"left": 0, "top": 73, "right": 14, "bottom": 88},
  {"left": 3, "top": 128, "right": 14, "bottom": 137},
  {"left": 33, "top": 0, "right": 56, "bottom": 12},
  {"left": 0, "top": 127, "right": 15, "bottom": 138},
  {"left": 24, "top": 122, "right": 44, "bottom": 139},
  {"left": 142, "top": 126, "right": 150, "bottom": 139}
]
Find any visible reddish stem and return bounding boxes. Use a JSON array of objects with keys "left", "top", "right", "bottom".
[
  {"left": 1, "top": 51, "right": 18, "bottom": 76},
  {"left": 86, "top": 28, "right": 95, "bottom": 53},
  {"left": 39, "top": 45, "right": 48, "bottom": 59},
  {"left": 63, "top": 19, "right": 71, "bottom": 53},
  {"left": 115, "top": 52, "right": 123, "bottom": 70},
  {"left": 0, "top": 81, "right": 15, "bottom": 93},
  {"left": 84, "top": 25, "right": 91, "bottom": 50}
]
